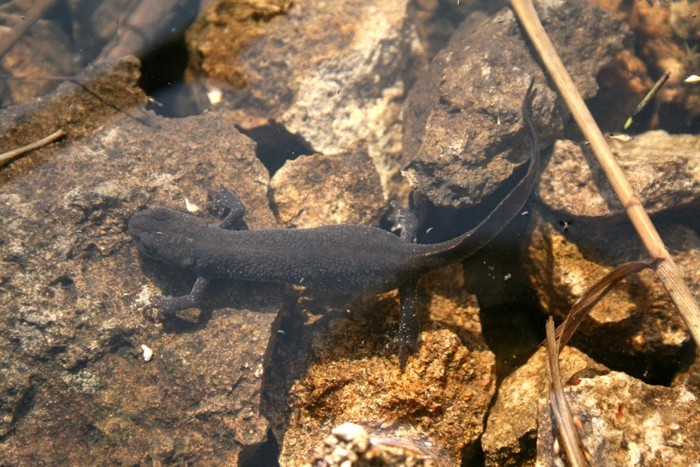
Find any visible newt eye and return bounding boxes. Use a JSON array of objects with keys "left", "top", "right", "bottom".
[{"left": 133, "top": 236, "right": 157, "bottom": 258}]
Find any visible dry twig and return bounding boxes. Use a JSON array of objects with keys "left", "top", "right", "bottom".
[
  {"left": 546, "top": 259, "right": 665, "bottom": 464},
  {"left": 555, "top": 260, "right": 659, "bottom": 348},
  {"left": 0, "top": 128, "right": 65, "bottom": 167},
  {"left": 509, "top": 0, "right": 700, "bottom": 346},
  {"left": 545, "top": 317, "right": 588, "bottom": 467}
]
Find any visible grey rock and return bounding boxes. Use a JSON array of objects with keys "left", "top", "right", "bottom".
[
  {"left": 539, "top": 132, "right": 700, "bottom": 218},
  {"left": 402, "top": 0, "right": 630, "bottom": 208}
]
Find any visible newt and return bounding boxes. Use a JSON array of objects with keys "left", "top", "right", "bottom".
[{"left": 128, "top": 81, "right": 540, "bottom": 366}]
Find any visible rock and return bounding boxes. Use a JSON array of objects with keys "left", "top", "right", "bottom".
[
  {"left": 526, "top": 207, "right": 697, "bottom": 381},
  {"left": 402, "top": 0, "right": 630, "bottom": 208},
  {"left": 272, "top": 264, "right": 496, "bottom": 465},
  {"left": 411, "top": 2, "right": 503, "bottom": 59},
  {"left": 482, "top": 346, "right": 608, "bottom": 466},
  {"left": 538, "top": 132, "right": 700, "bottom": 218},
  {"left": 537, "top": 371, "right": 700, "bottom": 465},
  {"left": 0, "top": 77, "right": 281, "bottom": 463},
  {"left": 68, "top": 0, "right": 144, "bottom": 60},
  {"left": 0, "top": 56, "right": 146, "bottom": 158},
  {"left": 608, "top": 0, "right": 700, "bottom": 131},
  {"left": 0, "top": 4, "right": 79, "bottom": 105},
  {"left": 187, "top": 0, "right": 421, "bottom": 194},
  {"left": 270, "top": 144, "right": 386, "bottom": 228}
]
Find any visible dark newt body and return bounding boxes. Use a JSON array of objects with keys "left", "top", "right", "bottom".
[
  {"left": 131, "top": 215, "right": 440, "bottom": 295},
  {"left": 128, "top": 82, "right": 540, "bottom": 364}
]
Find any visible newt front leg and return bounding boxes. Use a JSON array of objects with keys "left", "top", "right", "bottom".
[{"left": 141, "top": 187, "right": 248, "bottom": 322}]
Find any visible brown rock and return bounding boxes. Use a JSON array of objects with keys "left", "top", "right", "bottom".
[
  {"left": 68, "top": 0, "right": 144, "bottom": 59},
  {"left": 526, "top": 208, "right": 696, "bottom": 381},
  {"left": 627, "top": 0, "right": 700, "bottom": 131},
  {"left": 411, "top": 2, "right": 503, "bottom": 59},
  {"left": 270, "top": 145, "right": 386, "bottom": 228},
  {"left": 274, "top": 264, "right": 496, "bottom": 465},
  {"left": 537, "top": 371, "right": 700, "bottom": 465},
  {"left": 0, "top": 56, "right": 146, "bottom": 160},
  {"left": 0, "top": 79, "right": 280, "bottom": 462},
  {"left": 0, "top": 4, "right": 79, "bottom": 105},
  {"left": 538, "top": 132, "right": 700, "bottom": 218},
  {"left": 482, "top": 346, "right": 608, "bottom": 466},
  {"left": 402, "top": 0, "right": 630, "bottom": 208}
]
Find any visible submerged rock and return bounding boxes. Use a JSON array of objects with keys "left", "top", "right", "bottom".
[
  {"left": 402, "top": 0, "right": 630, "bottom": 209},
  {"left": 482, "top": 346, "right": 608, "bottom": 466},
  {"left": 187, "top": 0, "right": 422, "bottom": 194},
  {"left": 539, "top": 132, "right": 700, "bottom": 218},
  {"left": 275, "top": 265, "right": 496, "bottom": 465},
  {"left": 526, "top": 207, "right": 696, "bottom": 382},
  {"left": 311, "top": 422, "right": 453, "bottom": 466},
  {"left": 537, "top": 371, "right": 700, "bottom": 465},
  {"left": 270, "top": 144, "right": 386, "bottom": 228},
  {"left": 0, "top": 68, "right": 280, "bottom": 463}
]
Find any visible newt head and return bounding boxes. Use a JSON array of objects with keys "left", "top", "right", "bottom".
[{"left": 128, "top": 208, "right": 198, "bottom": 269}]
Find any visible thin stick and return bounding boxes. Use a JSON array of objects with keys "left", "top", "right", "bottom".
[
  {"left": 546, "top": 317, "right": 588, "bottom": 467},
  {"left": 509, "top": 0, "right": 700, "bottom": 347},
  {"left": 623, "top": 71, "right": 670, "bottom": 130},
  {"left": 0, "top": 129, "right": 66, "bottom": 167},
  {"left": 555, "top": 260, "right": 658, "bottom": 349}
]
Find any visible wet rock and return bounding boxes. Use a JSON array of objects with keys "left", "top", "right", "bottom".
[
  {"left": 526, "top": 207, "right": 697, "bottom": 381},
  {"left": 402, "top": 0, "right": 630, "bottom": 209},
  {"left": 0, "top": 83, "right": 280, "bottom": 462},
  {"left": 539, "top": 132, "right": 700, "bottom": 218},
  {"left": 674, "top": 337, "right": 700, "bottom": 387},
  {"left": 68, "top": 0, "right": 144, "bottom": 60},
  {"left": 270, "top": 144, "right": 386, "bottom": 228},
  {"left": 93, "top": 1, "right": 199, "bottom": 64},
  {"left": 411, "top": 1, "right": 503, "bottom": 59},
  {"left": 186, "top": 0, "right": 421, "bottom": 194},
  {"left": 272, "top": 264, "right": 496, "bottom": 465},
  {"left": 615, "top": 1, "right": 699, "bottom": 131},
  {"left": 0, "top": 358, "right": 32, "bottom": 438},
  {"left": 587, "top": 1, "right": 700, "bottom": 132},
  {"left": 0, "top": 56, "right": 146, "bottom": 162},
  {"left": 536, "top": 371, "right": 700, "bottom": 465},
  {"left": 482, "top": 346, "right": 608, "bottom": 466},
  {"left": 0, "top": 4, "right": 79, "bottom": 105}
]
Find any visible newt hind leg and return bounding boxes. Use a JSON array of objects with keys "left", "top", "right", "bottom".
[{"left": 384, "top": 196, "right": 421, "bottom": 369}]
